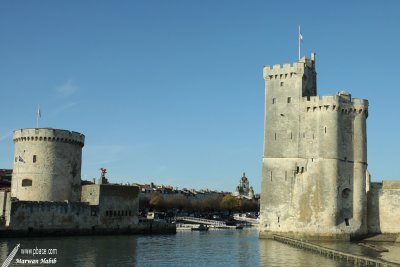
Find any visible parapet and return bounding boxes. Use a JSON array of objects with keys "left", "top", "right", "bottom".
[
  {"left": 304, "top": 92, "right": 368, "bottom": 116},
  {"left": 263, "top": 53, "right": 316, "bottom": 79},
  {"left": 370, "top": 182, "right": 383, "bottom": 190},
  {"left": 382, "top": 180, "right": 400, "bottom": 190},
  {"left": 13, "top": 128, "right": 85, "bottom": 147}
]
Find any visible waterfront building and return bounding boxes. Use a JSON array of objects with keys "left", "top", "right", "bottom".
[{"left": 135, "top": 182, "right": 227, "bottom": 202}]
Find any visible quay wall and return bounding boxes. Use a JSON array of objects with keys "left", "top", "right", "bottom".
[
  {"left": 0, "top": 221, "right": 176, "bottom": 237},
  {"left": 368, "top": 181, "right": 400, "bottom": 234},
  {"left": 81, "top": 184, "right": 140, "bottom": 228},
  {"left": 7, "top": 200, "right": 96, "bottom": 230}
]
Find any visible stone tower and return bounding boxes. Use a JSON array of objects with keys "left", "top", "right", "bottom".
[
  {"left": 260, "top": 54, "right": 369, "bottom": 240},
  {"left": 11, "top": 128, "right": 85, "bottom": 202}
]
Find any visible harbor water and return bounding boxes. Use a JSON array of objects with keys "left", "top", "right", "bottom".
[{"left": 1, "top": 228, "right": 399, "bottom": 266}]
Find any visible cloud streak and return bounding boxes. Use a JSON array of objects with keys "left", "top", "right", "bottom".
[
  {"left": 56, "top": 79, "right": 79, "bottom": 96},
  {"left": 45, "top": 101, "right": 80, "bottom": 119},
  {"left": 84, "top": 144, "right": 128, "bottom": 166},
  {"left": 0, "top": 130, "right": 13, "bottom": 142}
]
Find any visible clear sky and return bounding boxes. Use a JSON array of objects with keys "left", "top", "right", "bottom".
[{"left": 1, "top": 1, "right": 399, "bottom": 193}]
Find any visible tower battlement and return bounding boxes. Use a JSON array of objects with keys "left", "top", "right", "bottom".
[
  {"left": 13, "top": 128, "right": 85, "bottom": 147},
  {"left": 263, "top": 53, "right": 316, "bottom": 80},
  {"left": 303, "top": 93, "right": 368, "bottom": 116}
]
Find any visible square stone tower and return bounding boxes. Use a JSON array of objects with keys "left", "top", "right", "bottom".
[{"left": 259, "top": 54, "right": 369, "bottom": 240}]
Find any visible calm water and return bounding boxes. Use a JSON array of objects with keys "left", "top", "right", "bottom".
[{"left": 0, "top": 229, "right": 398, "bottom": 266}]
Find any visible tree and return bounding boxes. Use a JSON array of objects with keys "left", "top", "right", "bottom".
[
  {"left": 220, "top": 194, "right": 240, "bottom": 213},
  {"left": 239, "top": 199, "right": 259, "bottom": 212},
  {"left": 149, "top": 192, "right": 165, "bottom": 211}
]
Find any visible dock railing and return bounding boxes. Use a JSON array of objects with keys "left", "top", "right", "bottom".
[
  {"left": 272, "top": 234, "right": 400, "bottom": 267},
  {"left": 176, "top": 216, "right": 226, "bottom": 227}
]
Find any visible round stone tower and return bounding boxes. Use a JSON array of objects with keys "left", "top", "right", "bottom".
[{"left": 11, "top": 128, "right": 85, "bottom": 202}]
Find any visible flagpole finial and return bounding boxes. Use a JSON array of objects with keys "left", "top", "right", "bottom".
[
  {"left": 36, "top": 105, "right": 41, "bottom": 128},
  {"left": 298, "top": 25, "right": 303, "bottom": 61}
]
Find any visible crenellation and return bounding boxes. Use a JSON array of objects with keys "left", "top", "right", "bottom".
[
  {"left": 13, "top": 128, "right": 85, "bottom": 146},
  {"left": 263, "top": 62, "right": 305, "bottom": 78},
  {"left": 302, "top": 94, "right": 368, "bottom": 116}
]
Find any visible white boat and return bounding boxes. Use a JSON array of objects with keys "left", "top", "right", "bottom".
[{"left": 176, "top": 223, "right": 208, "bottom": 231}]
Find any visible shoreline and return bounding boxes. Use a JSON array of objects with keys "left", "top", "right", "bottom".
[{"left": 0, "top": 221, "right": 176, "bottom": 238}]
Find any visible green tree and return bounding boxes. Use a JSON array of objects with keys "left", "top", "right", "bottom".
[
  {"left": 220, "top": 194, "right": 240, "bottom": 213},
  {"left": 149, "top": 192, "right": 166, "bottom": 211}
]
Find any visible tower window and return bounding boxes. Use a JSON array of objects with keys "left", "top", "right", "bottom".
[
  {"left": 272, "top": 98, "right": 276, "bottom": 104},
  {"left": 287, "top": 97, "right": 291, "bottom": 103},
  {"left": 33, "top": 155, "right": 37, "bottom": 163},
  {"left": 324, "top": 127, "right": 327, "bottom": 134},
  {"left": 274, "top": 133, "right": 277, "bottom": 140},
  {"left": 280, "top": 82, "right": 284, "bottom": 86},
  {"left": 22, "top": 179, "right": 32, "bottom": 187}
]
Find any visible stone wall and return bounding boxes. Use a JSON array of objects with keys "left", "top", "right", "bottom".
[
  {"left": 82, "top": 184, "right": 139, "bottom": 228},
  {"left": 5, "top": 184, "right": 139, "bottom": 231},
  {"left": 81, "top": 184, "right": 100, "bottom": 205},
  {"left": 368, "top": 181, "right": 400, "bottom": 234},
  {"left": 0, "top": 191, "right": 6, "bottom": 218},
  {"left": 7, "top": 200, "right": 95, "bottom": 230}
]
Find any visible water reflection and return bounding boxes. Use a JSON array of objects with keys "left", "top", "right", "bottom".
[
  {"left": 259, "top": 238, "right": 353, "bottom": 267},
  {"left": 1, "top": 229, "right": 397, "bottom": 266},
  {"left": 0, "top": 236, "right": 137, "bottom": 267}
]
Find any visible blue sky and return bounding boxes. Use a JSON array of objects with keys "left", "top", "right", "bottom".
[{"left": 0, "top": 1, "right": 399, "bottom": 193}]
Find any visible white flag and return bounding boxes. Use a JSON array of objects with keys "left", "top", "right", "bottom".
[{"left": 37, "top": 106, "right": 41, "bottom": 118}]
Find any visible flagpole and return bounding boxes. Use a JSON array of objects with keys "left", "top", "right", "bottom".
[
  {"left": 36, "top": 105, "right": 40, "bottom": 128},
  {"left": 298, "top": 25, "right": 301, "bottom": 61}
]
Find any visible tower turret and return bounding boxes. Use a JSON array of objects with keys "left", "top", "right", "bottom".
[
  {"left": 11, "top": 128, "right": 85, "bottom": 202},
  {"left": 263, "top": 53, "right": 317, "bottom": 159}
]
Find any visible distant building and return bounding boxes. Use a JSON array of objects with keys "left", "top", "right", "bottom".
[
  {"left": 233, "top": 172, "right": 255, "bottom": 199},
  {"left": 134, "top": 182, "right": 228, "bottom": 203},
  {"left": 0, "top": 169, "right": 12, "bottom": 189}
]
